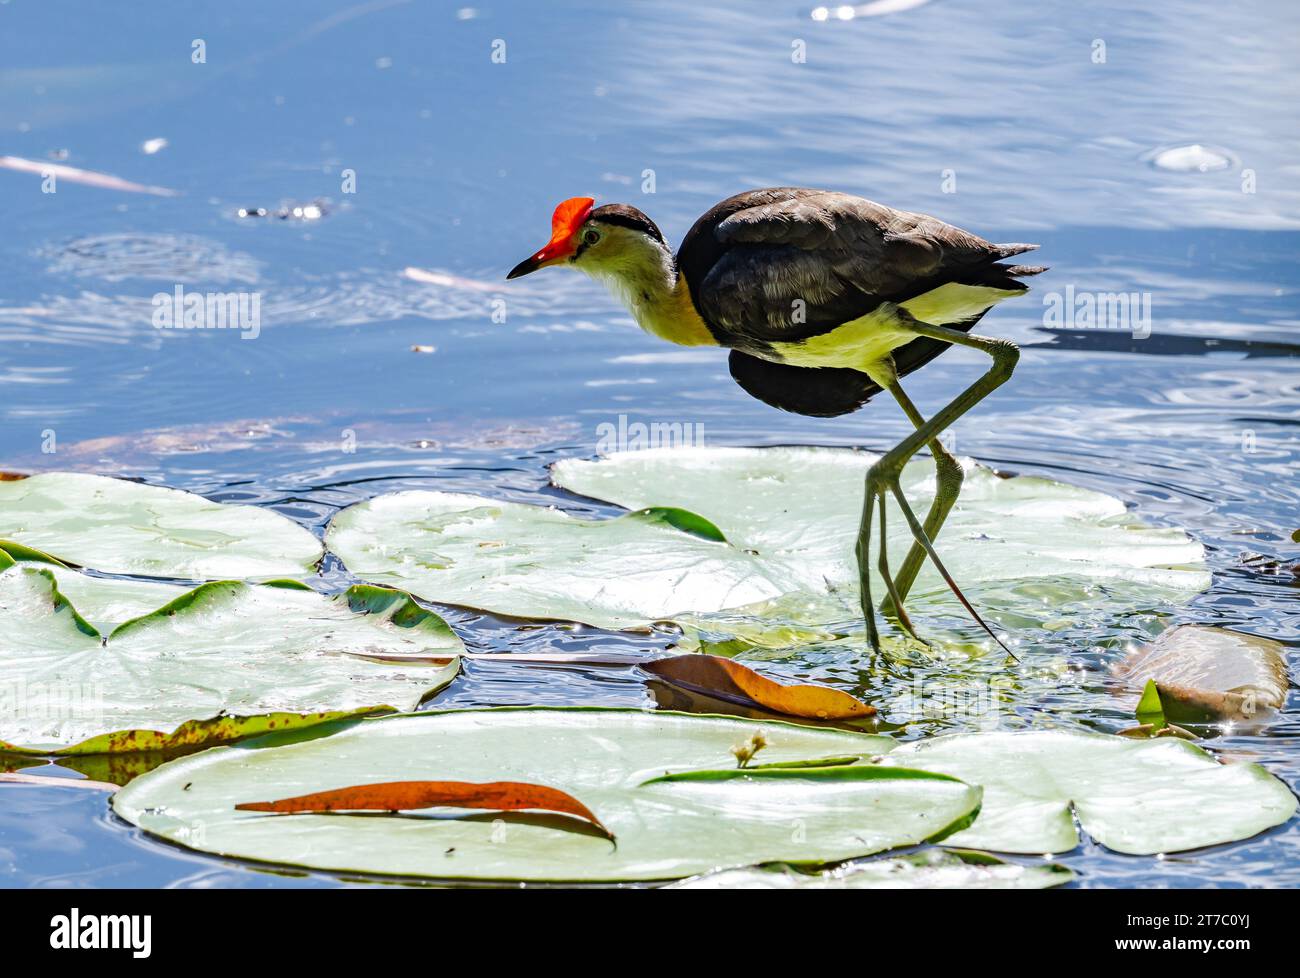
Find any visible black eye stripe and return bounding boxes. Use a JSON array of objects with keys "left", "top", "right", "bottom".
[{"left": 589, "top": 205, "right": 667, "bottom": 246}]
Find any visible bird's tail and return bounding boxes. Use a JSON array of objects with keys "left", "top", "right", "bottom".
[
  {"left": 993, "top": 242, "right": 1040, "bottom": 260},
  {"left": 976, "top": 243, "right": 1047, "bottom": 292}
]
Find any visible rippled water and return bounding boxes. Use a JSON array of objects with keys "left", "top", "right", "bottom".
[{"left": 1, "top": 0, "right": 1298, "bottom": 887}]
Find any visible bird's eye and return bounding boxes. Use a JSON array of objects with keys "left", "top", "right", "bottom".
[{"left": 582, "top": 229, "right": 601, "bottom": 246}]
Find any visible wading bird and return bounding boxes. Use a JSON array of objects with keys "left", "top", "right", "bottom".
[{"left": 507, "top": 189, "right": 1044, "bottom": 651}]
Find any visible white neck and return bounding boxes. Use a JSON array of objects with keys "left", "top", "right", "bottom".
[
  {"left": 586, "top": 238, "right": 678, "bottom": 322},
  {"left": 581, "top": 235, "right": 716, "bottom": 347}
]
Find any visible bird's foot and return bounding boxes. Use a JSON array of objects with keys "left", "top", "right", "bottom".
[
  {"left": 858, "top": 459, "right": 1009, "bottom": 658},
  {"left": 857, "top": 464, "right": 923, "bottom": 653},
  {"left": 873, "top": 490, "right": 927, "bottom": 646}
]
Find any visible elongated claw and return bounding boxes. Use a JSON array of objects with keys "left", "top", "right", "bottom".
[
  {"left": 887, "top": 483, "right": 1017, "bottom": 660},
  {"left": 876, "top": 492, "right": 920, "bottom": 642},
  {"left": 856, "top": 494, "right": 881, "bottom": 652}
]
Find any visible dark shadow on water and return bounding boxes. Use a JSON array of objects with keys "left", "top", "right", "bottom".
[{"left": 1034, "top": 329, "right": 1300, "bottom": 359}]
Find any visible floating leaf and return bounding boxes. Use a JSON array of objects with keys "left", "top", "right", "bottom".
[
  {"left": 328, "top": 447, "right": 1207, "bottom": 635},
  {"left": 555, "top": 447, "right": 1207, "bottom": 594},
  {"left": 669, "top": 848, "right": 1074, "bottom": 889},
  {"left": 111, "top": 709, "right": 974, "bottom": 882},
  {"left": 747, "top": 754, "right": 862, "bottom": 770},
  {"left": 884, "top": 728, "right": 1296, "bottom": 854},
  {"left": 1137, "top": 678, "right": 1166, "bottom": 729},
  {"left": 0, "top": 771, "right": 118, "bottom": 792},
  {"left": 642, "top": 654, "right": 873, "bottom": 720},
  {"left": 631, "top": 507, "right": 727, "bottom": 542},
  {"left": 237, "top": 779, "right": 614, "bottom": 840},
  {"left": 1115, "top": 624, "right": 1288, "bottom": 722},
  {"left": 0, "top": 472, "right": 323, "bottom": 579},
  {"left": 2, "top": 558, "right": 188, "bottom": 632},
  {"left": 1119, "top": 679, "right": 1197, "bottom": 741},
  {"left": 0, "top": 540, "right": 68, "bottom": 567},
  {"left": 0, "top": 155, "right": 178, "bottom": 196},
  {"left": 0, "top": 566, "right": 462, "bottom": 753},
  {"left": 641, "top": 763, "right": 965, "bottom": 787},
  {"left": 327, "top": 490, "right": 783, "bottom": 629}
]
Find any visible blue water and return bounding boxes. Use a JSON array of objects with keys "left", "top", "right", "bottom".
[{"left": 1, "top": 0, "right": 1298, "bottom": 887}]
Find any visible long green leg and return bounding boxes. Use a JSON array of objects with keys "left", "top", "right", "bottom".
[
  {"left": 880, "top": 381, "right": 964, "bottom": 616},
  {"left": 855, "top": 484, "right": 880, "bottom": 651},
  {"left": 857, "top": 315, "right": 1020, "bottom": 653},
  {"left": 876, "top": 492, "right": 918, "bottom": 641}
]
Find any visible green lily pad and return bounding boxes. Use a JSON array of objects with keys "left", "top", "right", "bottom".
[
  {"left": 2, "top": 559, "right": 189, "bottom": 632},
  {"left": 111, "top": 708, "right": 979, "bottom": 882},
  {"left": 327, "top": 447, "right": 1207, "bottom": 633},
  {"left": 883, "top": 729, "right": 1297, "bottom": 854},
  {"left": 555, "top": 447, "right": 1207, "bottom": 597},
  {"left": 669, "top": 848, "right": 1074, "bottom": 889},
  {"left": 327, "top": 491, "right": 790, "bottom": 630},
  {"left": 0, "top": 565, "right": 462, "bottom": 754},
  {"left": 0, "top": 472, "right": 323, "bottom": 579}
]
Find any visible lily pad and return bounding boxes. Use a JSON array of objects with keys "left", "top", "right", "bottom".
[
  {"left": 327, "top": 447, "right": 1207, "bottom": 634},
  {"left": 669, "top": 848, "right": 1074, "bottom": 889},
  {"left": 555, "top": 448, "right": 1206, "bottom": 596},
  {"left": 0, "top": 565, "right": 462, "bottom": 753},
  {"left": 111, "top": 709, "right": 979, "bottom": 882},
  {"left": 1115, "top": 624, "right": 1289, "bottom": 722},
  {"left": 327, "top": 490, "right": 790, "bottom": 629},
  {"left": 883, "top": 729, "right": 1296, "bottom": 855},
  {"left": 0, "top": 472, "right": 323, "bottom": 579},
  {"left": 0, "top": 552, "right": 189, "bottom": 631}
]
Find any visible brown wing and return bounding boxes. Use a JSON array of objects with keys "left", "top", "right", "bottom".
[
  {"left": 678, "top": 188, "right": 1041, "bottom": 415},
  {"left": 727, "top": 351, "right": 879, "bottom": 418},
  {"left": 677, "top": 187, "right": 1038, "bottom": 351}
]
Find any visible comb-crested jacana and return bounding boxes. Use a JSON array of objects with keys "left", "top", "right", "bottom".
[{"left": 507, "top": 188, "right": 1045, "bottom": 652}]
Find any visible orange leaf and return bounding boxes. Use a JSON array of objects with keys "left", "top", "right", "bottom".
[
  {"left": 642, "top": 655, "right": 874, "bottom": 720},
  {"left": 236, "top": 780, "right": 613, "bottom": 839}
]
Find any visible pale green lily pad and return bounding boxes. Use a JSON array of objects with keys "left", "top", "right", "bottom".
[
  {"left": 669, "top": 848, "right": 1074, "bottom": 889},
  {"left": 327, "top": 490, "right": 793, "bottom": 629},
  {"left": 0, "top": 472, "right": 323, "bottom": 579},
  {"left": 555, "top": 447, "right": 1207, "bottom": 598},
  {"left": 110, "top": 708, "right": 979, "bottom": 883},
  {"left": 327, "top": 446, "right": 1207, "bottom": 633},
  {"left": 0, "top": 565, "right": 462, "bottom": 754},
  {"left": 1, "top": 561, "right": 189, "bottom": 633},
  {"left": 883, "top": 729, "right": 1297, "bottom": 854}
]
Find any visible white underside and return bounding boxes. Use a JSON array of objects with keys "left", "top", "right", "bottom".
[{"left": 771, "top": 282, "right": 1020, "bottom": 375}]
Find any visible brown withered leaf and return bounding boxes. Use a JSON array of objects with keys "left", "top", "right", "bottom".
[
  {"left": 236, "top": 779, "right": 614, "bottom": 839},
  {"left": 642, "top": 654, "right": 874, "bottom": 721},
  {"left": 1114, "top": 624, "right": 1287, "bottom": 723}
]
